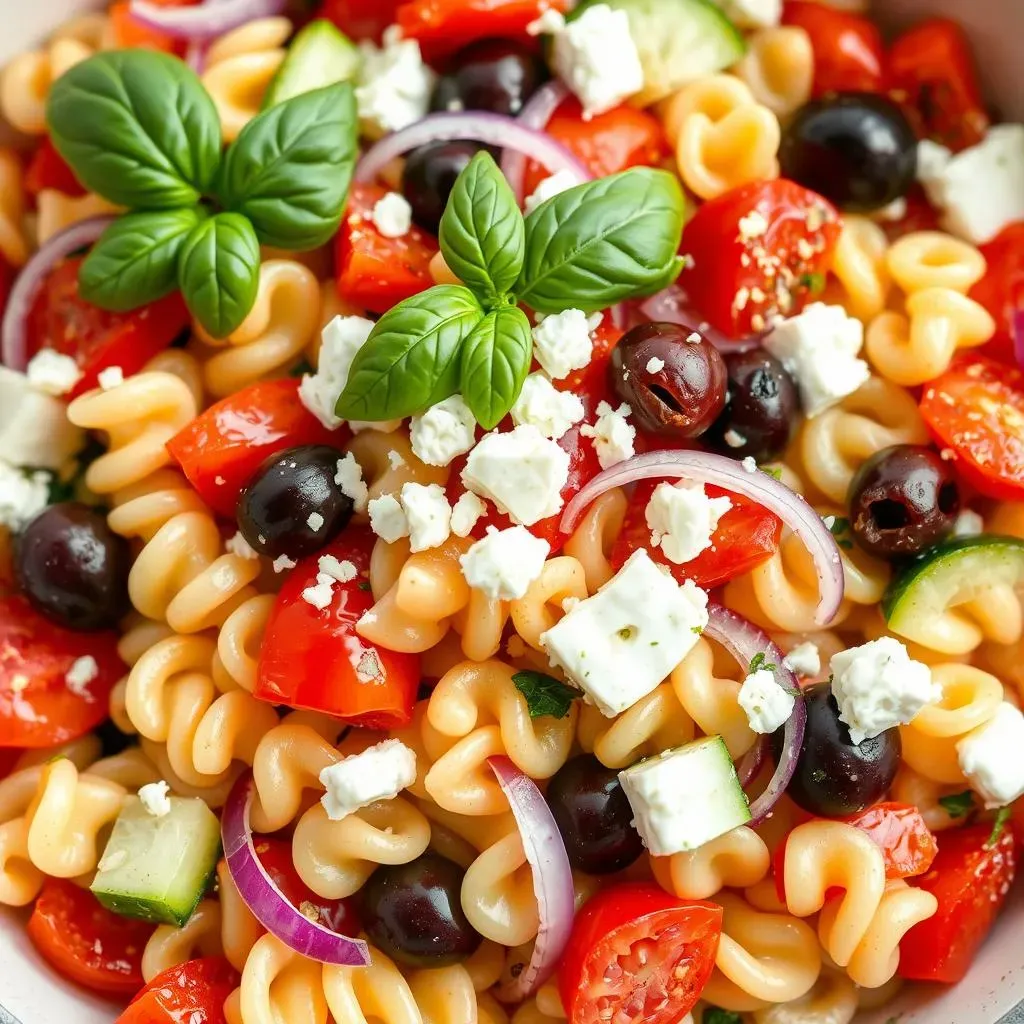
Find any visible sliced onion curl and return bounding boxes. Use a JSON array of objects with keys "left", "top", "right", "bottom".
[
  {"left": 501, "top": 79, "right": 571, "bottom": 204},
  {"left": 560, "top": 449, "right": 845, "bottom": 626},
  {"left": 735, "top": 736, "right": 766, "bottom": 789},
  {"left": 1013, "top": 309, "right": 1024, "bottom": 370},
  {"left": 222, "top": 772, "right": 371, "bottom": 965},
  {"left": 488, "top": 756, "right": 574, "bottom": 1002},
  {"left": 1, "top": 215, "right": 116, "bottom": 372},
  {"left": 128, "top": 0, "right": 287, "bottom": 40},
  {"left": 355, "top": 111, "right": 589, "bottom": 189},
  {"left": 639, "top": 284, "right": 759, "bottom": 353},
  {"left": 704, "top": 603, "right": 807, "bottom": 825}
]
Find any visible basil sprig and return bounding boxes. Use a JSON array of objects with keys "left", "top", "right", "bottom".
[
  {"left": 337, "top": 154, "right": 686, "bottom": 428},
  {"left": 47, "top": 51, "right": 357, "bottom": 338}
]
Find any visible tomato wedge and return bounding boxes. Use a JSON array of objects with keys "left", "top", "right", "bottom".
[
  {"left": 559, "top": 884, "right": 722, "bottom": 1024},
  {"left": 25, "top": 138, "right": 86, "bottom": 199},
  {"left": 118, "top": 957, "right": 239, "bottom": 1024},
  {"left": 28, "top": 878, "right": 155, "bottom": 996},
  {"left": 108, "top": 1, "right": 185, "bottom": 52},
  {"left": 255, "top": 526, "right": 420, "bottom": 729},
  {"left": 317, "top": 0, "right": 402, "bottom": 43},
  {"left": 920, "top": 356, "right": 1024, "bottom": 501},
  {"left": 167, "top": 378, "right": 344, "bottom": 519},
  {"left": 970, "top": 222, "right": 1024, "bottom": 367},
  {"left": 0, "top": 595, "right": 123, "bottom": 748}
]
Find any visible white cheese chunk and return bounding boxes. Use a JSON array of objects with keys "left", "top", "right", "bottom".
[
  {"left": 97, "top": 365, "right": 125, "bottom": 390},
  {"left": 302, "top": 575, "right": 337, "bottom": 610},
  {"left": 580, "top": 401, "right": 636, "bottom": 470},
  {"left": 401, "top": 482, "right": 451, "bottom": 552},
  {"left": 450, "top": 491, "right": 487, "bottom": 537},
  {"left": 355, "top": 29, "right": 436, "bottom": 137},
  {"left": 225, "top": 531, "right": 259, "bottom": 560},
  {"left": 460, "top": 525, "right": 549, "bottom": 600},
  {"left": 782, "top": 641, "right": 821, "bottom": 678},
  {"left": 829, "top": 637, "right": 940, "bottom": 745},
  {"left": 409, "top": 394, "right": 477, "bottom": 467},
  {"left": 523, "top": 169, "right": 579, "bottom": 213},
  {"left": 0, "top": 367, "right": 84, "bottom": 469},
  {"left": 763, "top": 303, "right": 869, "bottom": 417},
  {"left": 26, "top": 349, "right": 82, "bottom": 396},
  {"left": 371, "top": 191, "right": 413, "bottom": 238},
  {"left": 319, "top": 738, "right": 418, "bottom": 820},
  {"left": 957, "top": 702, "right": 1024, "bottom": 809},
  {"left": 510, "top": 373, "right": 585, "bottom": 440},
  {"left": 953, "top": 509, "right": 984, "bottom": 537},
  {"left": 272, "top": 554, "right": 296, "bottom": 573},
  {"left": 644, "top": 481, "right": 731, "bottom": 565},
  {"left": 461, "top": 424, "right": 570, "bottom": 527},
  {"left": 540, "top": 549, "right": 709, "bottom": 717},
  {"left": 334, "top": 453, "right": 369, "bottom": 514},
  {"left": 738, "top": 667, "right": 795, "bottom": 734},
  {"left": 646, "top": 356, "right": 665, "bottom": 373},
  {"left": 0, "top": 462, "right": 50, "bottom": 531},
  {"left": 138, "top": 780, "right": 172, "bottom": 818},
  {"left": 300, "top": 315, "right": 375, "bottom": 431},
  {"left": 368, "top": 493, "right": 410, "bottom": 543},
  {"left": 531, "top": 308, "right": 595, "bottom": 380},
  {"left": 65, "top": 655, "right": 98, "bottom": 698},
  {"left": 307, "top": 512, "right": 325, "bottom": 532},
  {"left": 318, "top": 555, "right": 358, "bottom": 583}
]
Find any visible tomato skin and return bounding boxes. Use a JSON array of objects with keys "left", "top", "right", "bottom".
[
  {"left": 255, "top": 527, "right": 420, "bottom": 729},
  {"left": 0, "top": 254, "right": 13, "bottom": 322},
  {"left": 28, "top": 878, "right": 155, "bottom": 996},
  {"left": 521, "top": 99, "right": 670, "bottom": 200},
  {"left": 677, "top": 180, "right": 841, "bottom": 338},
  {"left": 899, "top": 824, "right": 1017, "bottom": 984},
  {"left": 559, "top": 884, "right": 722, "bottom": 1024},
  {"left": 887, "top": 18, "right": 989, "bottom": 152},
  {"left": 108, "top": 1, "right": 185, "bottom": 52},
  {"left": 782, "top": 2, "right": 884, "bottom": 97},
  {"left": 28, "top": 259, "right": 191, "bottom": 397},
  {"left": 920, "top": 356, "right": 1024, "bottom": 501},
  {"left": 25, "top": 139, "right": 86, "bottom": 198},
  {"left": 335, "top": 184, "right": 438, "bottom": 315},
  {"left": 970, "top": 222, "right": 1024, "bottom": 366},
  {"left": 118, "top": 957, "right": 239, "bottom": 1024},
  {"left": 167, "top": 378, "right": 344, "bottom": 519},
  {"left": 0, "top": 595, "right": 123, "bottom": 748},
  {"left": 316, "top": 0, "right": 401, "bottom": 43}
]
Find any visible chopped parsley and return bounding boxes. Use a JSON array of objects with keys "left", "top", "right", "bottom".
[
  {"left": 749, "top": 651, "right": 776, "bottom": 674},
  {"left": 799, "top": 271, "right": 826, "bottom": 296},
  {"left": 828, "top": 515, "right": 854, "bottom": 550},
  {"left": 703, "top": 1008, "right": 743, "bottom": 1024},
  {"left": 357, "top": 580, "right": 371, "bottom": 591},
  {"left": 760, "top": 464, "right": 783, "bottom": 481},
  {"left": 512, "top": 671, "right": 581, "bottom": 720},
  {"left": 987, "top": 806, "right": 1012, "bottom": 848},
  {"left": 938, "top": 790, "right": 975, "bottom": 820}
]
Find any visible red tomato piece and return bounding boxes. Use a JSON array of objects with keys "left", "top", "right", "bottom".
[
  {"left": 970, "top": 222, "right": 1024, "bottom": 366},
  {"left": 0, "top": 254, "right": 13, "bottom": 323},
  {"left": 899, "top": 823, "right": 1017, "bottom": 984},
  {"left": 521, "top": 99, "right": 670, "bottom": 200},
  {"left": 335, "top": 184, "right": 438, "bottom": 315},
  {"left": 552, "top": 319, "right": 622, "bottom": 400},
  {"left": 167, "top": 378, "right": 345, "bottom": 519},
  {"left": 25, "top": 139, "right": 86, "bottom": 198},
  {"left": 887, "top": 18, "right": 989, "bottom": 152},
  {"left": 396, "top": 0, "right": 570, "bottom": 58},
  {"left": 610, "top": 479, "right": 781, "bottom": 590},
  {"left": 677, "top": 180, "right": 841, "bottom": 338},
  {"left": 920, "top": 356, "right": 1024, "bottom": 501},
  {"left": 0, "top": 595, "right": 123, "bottom": 748},
  {"left": 843, "top": 802, "right": 938, "bottom": 880},
  {"left": 559, "top": 884, "right": 722, "bottom": 1024},
  {"left": 28, "top": 259, "right": 191, "bottom": 398},
  {"left": 28, "top": 878, "right": 154, "bottom": 996},
  {"left": 317, "top": 0, "right": 402, "bottom": 43},
  {"left": 880, "top": 184, "right": 941, "bottom": 242},
  {"left": 781, "top": 1, "right": 884, "bottom": 97},
  {"left": 255, "top": 526, "right": 420, "bottom": 729},
  {"left": 108, "top": 1, "right": 184, "bottom": 52},
  {"left": 0, "top": 747, "right": 19, "bottom": 779},
  {"left": 118, "top": 957, "right": 238, "bottom": 1024}
]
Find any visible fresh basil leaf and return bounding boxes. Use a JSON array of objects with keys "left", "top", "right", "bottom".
[
  {"left": 459, "top": 305, "right": 532, "bottom": 430},
  {"left": 987, "top": 806, "right": 1011, "bottom": 848},
  {"left": 217, "top": 83, "right": 358, "bottom": 250},
  {"left": 79, "top": 208, "right": 205, "bottom": 312},
  {"left": 517, "top": 167, "right": 686, "bottom": 314},
  {"left": 512, "top": 671, "right": 580, "bottom": 720},
  {"left": 748, "top": 652, "right": 776, "bottom": 675},
  {"left": 178, "top": 212, "right": 260, "bottom": 339},
  {"left": 938, "top": 790, "right": 975, "bottom": 820},
  {"left": 336, "top": 285, "right": 483, "bottom": 421},
  {"left": 46, "top": 50, "right": 221, "bottom": 209},
  {"left": 439, "top": 150, "right": 524, "bottom": 301}
]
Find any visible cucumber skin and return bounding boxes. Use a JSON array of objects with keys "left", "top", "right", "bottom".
[
  {"left": 263, "top": 19, "right": 360, "bottom": 110},
  {"left": 93, "top": 863, "right": 216, "bottom": 927}
]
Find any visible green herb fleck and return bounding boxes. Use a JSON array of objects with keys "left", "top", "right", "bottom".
[
  {"left": 828, "top": 515, "right": 854, "bottom": 550},
  {"left": 691, "top": 625, "right": 703, "bottom": 635},
  {"left": 289, "top": 358, "right": 314, "bottom": 378},
  {"left": 749, "top": 651, "right": 776, "bottom": 674},
  {"left": 799, "top": 271, "right": 826, "bottom": 295},
  {"left": 357, "top": 581, "right": 371, "bottom": 592},
  {"left": 938, "top": 790, "right": 975, "bottom": 820},
  {"left": 704, "top": 1008, "right": 743, "bottom": 1024},
  {"left": 761, "top": 464, "right": 783, "bottom": 481},
  {"left": 512, "top": 671, "right": 581, "bottom": 720},
  {"left": 987, "top": 806, "right": 1012, "bottom": 847}
]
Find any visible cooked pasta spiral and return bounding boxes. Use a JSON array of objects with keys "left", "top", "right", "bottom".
[
  {"left": 752, "top": 968, "right": 858, "bottom": 1024},
  {"left": 142, "top": 898, "right": 224, "bottom": 982},
  {"left": 461, "top": 828, "right": 539, "bottom": 946},
  {"left": 731, "top": 26, "right": 814, "bottom": 118},
  {"left": 652, "top": 826, "right": 770, "bottom": 900},
  {"left": 0, "top": 149, "right": 29, "bottom": 267},
  {"left": 509, "top": 556, "right": 589, "bottom": 652},
  {"left": 563, "top": 488, "right": 627, "bottom": 592},
  {"left": 886, "top": 231, "right": 988, "bottom": 295},
  {"left": 826, "top": 216, "right": 890, "bottom": 323},
  {"left": 36, "top": 189, "right": 121, "bottom": 245}
]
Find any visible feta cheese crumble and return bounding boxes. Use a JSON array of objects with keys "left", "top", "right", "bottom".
[
  {"left": 138, "top": 780, "right": 172, "bottom": 818},
  {"left": 302, "top": 576, "right": 336, "bottom": 610},
  {"left": 741, "top": 456, "right": 757, "bottom": 473},
  {"left": 318, "top": 555, "right": 358, "bottom": 583},
  {"left": 300, "top": 315, "right": 375, "bottom": 430},
  {"left": 0, "top": 462, "right": 50, "bottom": 531},
  {"left": 450, "top": 491, "right": 487, "bottom": 538},
  {"left": 511, "top": 373, "right": 585, "bottom": 440},
  {"left": 307, "top": 512, "right": 325, "bottom": 532},
  {"left": 409, "top": 394, "right": 477, "bottom": 467},
  {"left": 371, "top": 191, "right": 413, "bottom": 238},
  {"left": 97, "top": 366, "right": 125, "bottom": 390},
  {"left": 319, "top": 739, "right": 418, "bottom": 821},
  {"left": 334, "top": 453, "right": 369, "bottom": 513},
  {"left": 531, "top": 308, "right": 596, "bottom": 380},
  {"left": 738, "top": 667, "right": 795, "bottom": 734},
  {"left": 273, "top": 554, "right": 296, "bottom": 573},
  {"left": 646, "top": 357, "right": 665, "bottom": 374},
  {"left": 829, "top": 637, "right": 940, "bottom": 745},
  {"left": 540, "top": 549, "right": 709, "bottom": 717},
  {"left": 580, "top": 401, "right": 636, "bottom": 469},
  {"left": 783, "top": 641, "right": 821, "bottom": 678},
  {"left": 26, "top": 349, "right": 82, "bottom": 396},
  {"left": 460, "top": 525, "right": 549, "bottom": 600},
  {"left": 401, "top": 482, "right": 452, "bottom": 552},
  {"left": 523, "top": 169, "right": 579, "bottom": 213},
  {"left": 953, "top": 509, "right": 984, "bottom": 537},
  {"left": 356, "top": 29, "right": 436, "bottom": 136},
  {"left": 644, "top": 481, "right": 732, "bottom": 565},
  {"left": 462, "top": 425, "right": 570, "bottom": 527},
  {"left": 723, "top": 429, "right": 746, "bottom": 448},
  {"left": 226, "top": 531, "right": 259, "bottom": 560},
  {"left": 763, "top": 303, "right": 869, "bottom": 417},
  {"left": 65, "top": 655, "right": 98, "bottom": 698},
  {"left": 387, "top": 450, "right": 406, "bottom": 470},
  {"left": 957, "top": 702, "right": 1024, "bottom": 808},
  {"left": 0, "top": 367, "right": 85, "bottom": 470},
  {"left": 368, "top": 493, "right": 410, "bottom": 543},
  {"left": 526, "top": 7, "right": 566, "bottom": 34}
]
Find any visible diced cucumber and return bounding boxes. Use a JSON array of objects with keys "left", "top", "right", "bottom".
[
  {"left": 263, "top": 19, "right": 360, "bottom": 109},
  {"left": 883, "top": 535, "right": 1024, "bottom": 649},
  {"left": 567, "top": 0, "right": 746, "bottom": 106},
  {"left": 618, "top": 736, "right": 750, "bottom": 855},
  {"left": 90, "top": 796, "right": 222, "bottom": 926}
]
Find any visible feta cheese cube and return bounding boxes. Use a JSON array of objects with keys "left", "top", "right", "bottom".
[
  {"left": 0, "top": 368, "right": 84, "bottom": 469},
  {"left": 307, "top": 511, "right": 325, "bottom": 532},
  {"left": 138, "top": 780, "right": 171, "bottom": 818},
  {"left": 318, "top": 555, "right": 358, "bottom": 583},
  {"left": 957, "top": 702, "right": 1024, "bottom": 808},
  {"left": 580, "top": 401, "right": 636, "bottom": 469},
  {"left": 97, "top": 365, "right": 125, "bottom": 390},
  {"left": 368, "top": 493, "right": 410, "bottom": 543},
  {"left": 371, "top": 191, "right": 413, "bottom": 238},
  {"left": 721, "top": 0, "right": 781, "bottom": 28},
  {"left": 782, "top": 641, "right": 821, "bottom": 678},
  {"left": 829, "top": 637, "right": 940, "bottom": 745},
  {"left": 302, "top": 576, "right": 336, "bottom": 610},
  {"left": 273, "top": 554, "right": 296, "bottom": 573},
  {"left": 300, "top": 315, "right": 375, "bottom": 431},
  {"left": 511, "top": 373, "right": 585, "bottom": 440},
  {"left": 334, "top": 453, "right": 369, "bottom": 513},
  {"left": 646, "top": 357, "right": 665, "bottom": 374},
  {"left": 27, "top": 349, "right": 82, "bottom": 396},
  {"left": 552, "top": 4, "right": 644, "bottom": 119},
  {"left": 644, "top": 481, "right": 732, "bottom": 565},
  {"left": 540, "top": 549, "right": 709, "bottom": 717},
  {"left": 461, "top": 424, "right": 570, "bottom": 527},
  {"left": 401, "top": 482, "right": 451, "bottom": 552},
  {"left": 741, "top": 456, "right": 757, "bottom": 473},
  {"left": 225, "top": 531, "right": 259, "bottom": 560},
  {"left": 916, "top": 126, "right": 1024, "bottom": 245},
  {"left": 523, "top": 169, "right": 579, "bottom": 213},
  {"left": 319, "top": 738, "right": 418, "bottom": 820},
  {"left": 763, "top": 303, "right": 869, "bottom": 417},
  {"left": 460, "top": 525, "right": 549, "bottom": 600},
  {"left": 0, "top": 462, "right": 50, "bottom": 531},
  {"left": 409, "top": 394, "right": 477, "bottom": 467},
  {"left": 450, "top": 491, "right": 487, "bottom": 538},
  {"left": 355, "top": 30, "right": 436, "bottom": 137},
  {"left": 953, "top": 509, "right": 984, "bottom": 537},
  {"left": 65, "top": 655, "right": 98, "bottom": 698},
  {"left": 531, "top": 308, "right": 595, "bottom": 380},
  {"left": 738, "top": 668, "right": 795, "bottom": 734}
]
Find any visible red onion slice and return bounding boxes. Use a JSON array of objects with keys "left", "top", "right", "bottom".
[
  {"left": 704, "top": 603, "right": 806, "bottom": 826},
  {"left": 1013, "top": 309, "right": 1024, "bottom": 370},
  {"left": 355, "top": 111, "right": 589, "bottom": 188},
  {"left": 222, "top": 772, "right": 371, "bottom": 966},
  {"left": 128, "top": 0, "right": 287, "bottom": 40},
  {"left": 639, "top": 284, "right": 759, "bottom": 353},
  {"left": 1, "top": 215, "right": 116, "bottom": 372},
  {"left": 736, "top": 735, "right": 766, "bottom": 789},
  {"left": 488, "top": 756, "right": 574, "bottom": 1002},
  {"left": 501, "top": 80, "right": 571, "bottom": 203},
  {"left": 560, "top": 449, "right": 844, "bottom": 626}
]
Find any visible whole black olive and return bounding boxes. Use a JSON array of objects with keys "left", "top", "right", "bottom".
[
  {"left": 14, "top": 502, "right": 131, "bottom": 630},
  {"left": 431, "top": 39, "right": 547, "bottom": 117},
  {"left": 402, "top": 140, "right": 492, "bottom": 235},
  {"left": 847, "top": 444, "right": 959, "bottom": 557},
  {"left": 779, "top": 93, "right": 918, "bottom": 212}
]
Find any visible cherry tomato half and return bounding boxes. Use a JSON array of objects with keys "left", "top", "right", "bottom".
[
  {"left": 118, "top": 957, "right": 239, "bottom": 1024},
  {"left": 970, "top": 222, "right": 1024, "bottom": 366},
  {"left": 24, "top": 138, "right": 85, "bottom": 198}
]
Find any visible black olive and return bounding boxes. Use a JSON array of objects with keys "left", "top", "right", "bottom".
[
  {"left": 431, "top": 39, "right": 547, "bottom": 117},
  {"left": 401, "top": 140, "right": 493, "bottom": 235}
]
